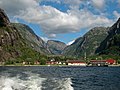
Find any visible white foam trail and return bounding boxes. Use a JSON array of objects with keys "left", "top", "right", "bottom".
[
  {"left": 63, "top": 78, "right": 74, "bottom": 90},
  {"left": 0, "top": 72, "right": 46, "bottom": 90},
  {"left": 2, "top": 78, "right": 13, "bottom": 90},
  {"left": 25, "top": 72, "right": 46, "bottom": 90},
  {"left": 0, "top": 72, "right": 73, "bottom": 90},
  {"left": 53, "top": 78, "right": 74, "bottom": 90},
  {"left": 0, "top": 76, "right": 25, "bottom": 90}
]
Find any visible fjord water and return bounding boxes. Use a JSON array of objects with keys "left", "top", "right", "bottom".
[{"left": 0, "top": 66, "right": 120, "bottom": 90}]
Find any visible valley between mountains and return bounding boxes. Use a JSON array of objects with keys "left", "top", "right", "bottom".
[{"left": 0, "top": 8, "right": 120, "bottom": 65}]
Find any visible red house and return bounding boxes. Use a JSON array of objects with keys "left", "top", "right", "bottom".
[
  {"left": 89, "top": 59, "right": 117, "bottom": 66},
  {"left": 106, "top": 59, "right": 116, "bottom": 65},
  {"left": 90, "top": 60, "right": 106, "bottom": 63},
  {"left": 90, "top": 60, "right": 107, "bottom": 66}
]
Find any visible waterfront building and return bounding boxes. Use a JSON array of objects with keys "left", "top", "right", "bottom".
[{"left": 67, "top": 60, "right": 86, "bottom": 66}]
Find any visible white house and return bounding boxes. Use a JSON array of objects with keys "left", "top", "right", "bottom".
[{"left": 67, "top": 60, "right": 86, "bottom": 66}]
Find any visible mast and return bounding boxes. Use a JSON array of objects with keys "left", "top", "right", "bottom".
[{"left": 84, "top": 52, "right": 86, "bottom": 62}]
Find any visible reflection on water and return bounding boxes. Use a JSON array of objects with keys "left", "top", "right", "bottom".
[{"left": 0, "top": 66, "right": 120, "bottom": 90}]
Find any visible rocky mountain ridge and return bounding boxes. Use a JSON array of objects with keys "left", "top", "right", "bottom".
[
  {"left": 0, "top": 8, "right": 53, "bottom": 62},
  {"left": 12, "top": 23, "right": 67, "bottom": 55},
  {"left": 62, "top": 27, "right": 109, "bottom": 57},
  {"left": 12, "top": 23, "right": 50, "bottom": 54},
  {"left": 1, "top": 7, "right": 120, "bottom": 61},
  {"left": 47, "top": 40, "right": 67, "bottom": 55},
  {"left": 0, "top": 8, "right": 26, "bottom": 61},
  {"left": 0, "top": 8, "right": 10, "bottom": 27},
  {"left": 0, "top": 8, "right": 67, "bottom": 62},
  {"left": 96, "top": 18, "right": 120, "bottom": 55}
]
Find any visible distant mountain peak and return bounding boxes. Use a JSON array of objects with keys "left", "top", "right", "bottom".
[
  {"left": 47, "top": 40, "right": 66, "bottom": 55},
  {"left": 67, "top": 40, "right": 75, "bottom": 46}
]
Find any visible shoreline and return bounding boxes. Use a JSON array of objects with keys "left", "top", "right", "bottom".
[
  {"left": 0, "top": 64, "right": 87, "bottom": 67},
  {"left": 0, "top": 64, "right": 120, "bottom": 67}
]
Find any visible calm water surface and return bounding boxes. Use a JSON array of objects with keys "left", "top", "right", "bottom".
[{"left": 0, "top": 66, "right": 120, "bottom": 90}]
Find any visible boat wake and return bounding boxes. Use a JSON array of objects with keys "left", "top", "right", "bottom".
[
  {"left": 0, "top": 72, "right": 73, "bottom": 90},
  {"left": 0, "top": 72, "right": 46, "bottom": 90}
]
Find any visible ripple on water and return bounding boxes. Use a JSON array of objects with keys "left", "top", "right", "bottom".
[{"left": 0, "top": 66, "right": 120, "bottom": 90}]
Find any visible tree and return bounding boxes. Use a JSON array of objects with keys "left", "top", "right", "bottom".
[{"left": 40, "top": 57, "right": 46, "bottom": 65}]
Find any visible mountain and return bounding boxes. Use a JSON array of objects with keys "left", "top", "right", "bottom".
[
  {"left": 0, "top": 8, "right": 50, "bottom": 62},
  {"left": 47, "top": 40, "right": 66, "bottom": 55},
  {"left": 96, "top": 18, "right": 120, "bottom": 55},
  {"left": 0, "top": 9, "right": 10, "bottom": 27},
  {"left": 0, "top": 8, "right": 26, "bottom": 61},
  {"left": 12, "top": 23, "right": 50, "bottom": 54},
  {"left": 62, "top": 27, "right": 109, "bottom": 57}
]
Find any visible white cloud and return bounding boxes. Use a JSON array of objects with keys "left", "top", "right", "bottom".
[
  {"left": 67, "top": 40, "right": 75, "bottom": 45},
  {"left": 49, "top": 34, "right": 56, "bottom": 38},
  {"left": 91, "top": 0, "right": 105, "bottom": 9},
  {"left": 0, "top": 0, "right": 114, "bottom": 38},
  {"left": 40, "top": 0, "right": 83, "bottom": 10},
  {"left": 113, "top": 11, "right": 120, "bottom": 19},
  {"left": 16, "top": 6, "right": 80, "bottom": 37},
  {"left": 16, "top": 6, "right": 113, "bottom": 37},
  {"left": 0, "top": 0, "right": 38, "bottom": 16},
  {"left": 64, "top": 0, "right": 82, "bottom": 9}
]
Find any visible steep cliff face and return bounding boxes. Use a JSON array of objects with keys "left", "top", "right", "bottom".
[
  {"left": 0, "top": 9, "right": 25, "bottom": 61},
  {"left": 96, "top": 18, "right": 120, "bottom": 55},
  {"left": 63, "top": 27, "right": 109, "bottom": 57},
  {"left": 0, "top": 8, "right": 50, "bottom": 62},
  {"left": 47, "top": 40, "right": 66, "bottom": 55},
  {"left": 12, "top": 23, "right": 50, "bottom": 54},
  {"left": 0, "top": 8, "right": 10, "bottom": 27},
  {"left": 62, "top": 37, "right": 82, "bottom": 57}
]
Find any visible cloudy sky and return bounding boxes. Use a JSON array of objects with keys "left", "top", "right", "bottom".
[{"left": 0, "top": 0, "right": 120, "bottom": 44}]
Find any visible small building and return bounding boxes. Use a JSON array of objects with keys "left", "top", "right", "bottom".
[
  {"left": 34, "top": 61, "right": 40, "bottom": 65},
  {"left": 22, "top": 61, "right": 26, "bottom": 65},
  {"left": 67, "top": 60, "right": 86, "bottom": 66},
  {"left": 106, "top": 59, "right": 116, "bottom": 65},
  {"left": 46, "top": 61, "right": 58, "bottom": 65},
  {"left": 89, "top": 60, "right": 107, "bottom": 66},
  {"left": 89, "top": 59, "right": 117, "bottom": 66},
  {"left": 58, "top": 61, "right": 66, "bottom": 65},
  {"left": 22, "top": 61, "right": 31, "bottom": 65}
]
